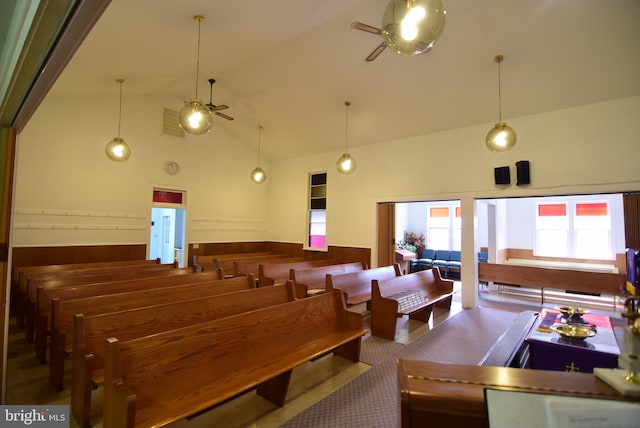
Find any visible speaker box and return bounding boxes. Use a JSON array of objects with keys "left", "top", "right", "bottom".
[
  {"left": 494, "top": 166, "right": 511, "bottom": 186},
  {"left": 516, "top": 160, "right": 530, "bottom": 185}
]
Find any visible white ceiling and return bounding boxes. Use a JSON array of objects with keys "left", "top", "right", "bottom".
[{"left": 47, "top": 0, "right": 640, "bottom": 160}]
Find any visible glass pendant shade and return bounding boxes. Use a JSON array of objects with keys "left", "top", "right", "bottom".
[
  {"left": 337, "top": 153, "right": 356, "bottom": 174},
  {"left": 250, "top": 167, "right": 267, "bottom": 184},
  {"left": 178, "top": 99, "right": 213, "bottom": 135},
  {"left": 105, "top": 137, "right": 131, "bottom": 161},
  {"left": 381, "top": 0, "right": 446, "bottom": 56},
  {"left": 486, "top": 122, "right": 517, "bottom": 152}
]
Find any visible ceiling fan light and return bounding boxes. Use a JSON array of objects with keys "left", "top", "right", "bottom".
[
  {"left": 382, "top": 0, "right": 446, "bottom": 56},
  {"left": 250, "top": 167, "right": 267, "bottom": 184},
  {"left": 486, "top": 122, "right": 517, "bottom": 152},
  {"left": 178, "top": 99, "right": 213, "bottom": 135},
  {"left": 337, "top": 153, "right": 356, "bottom": 174},
  {"left": 105, "top": 137, "right": 131, "bottom": 161}
]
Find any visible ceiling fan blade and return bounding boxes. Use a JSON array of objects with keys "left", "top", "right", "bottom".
[
  {"left": 366, "top": 42, "right": 387, "bottom": 62},
  {"left": 351, "top": 21, "right": 382, "bottom": 35},
  {"left": 215, "top": 112, "right": 234, "bottom": 121},
  {"left": 212, "top": 104, "right": 229, "bottom": 111}
]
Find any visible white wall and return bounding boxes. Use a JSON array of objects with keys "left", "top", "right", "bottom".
[
  {"left": 14, "top": 94, "right": 270, "bottom": 246},
  {"left": 270, "top": 96, "right": 640, "bottom": 255}
]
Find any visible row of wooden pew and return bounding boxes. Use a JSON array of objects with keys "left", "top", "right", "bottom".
[{"left": 11, "top": 254, "right": 454, "bottom": 427}]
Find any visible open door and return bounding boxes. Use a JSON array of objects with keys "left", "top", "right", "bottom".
[
  {"left": 149, "top": 189, "right": 187, "bottom": 267},
  {"left": 377, "top": 202, "right": 395, "bottom": 267}
]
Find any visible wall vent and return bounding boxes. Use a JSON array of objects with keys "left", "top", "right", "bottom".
[{"left": 162, "top": 107, "right": 185, "bottom": 138}]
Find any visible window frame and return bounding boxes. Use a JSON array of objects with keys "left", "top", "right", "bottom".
[{"left": 306, "top": 171, "right": 328, "bottom": 251}]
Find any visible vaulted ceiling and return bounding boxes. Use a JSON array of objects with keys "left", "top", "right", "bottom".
[{"left": 32, "top": 0, "right": 640, "bottom": 160}]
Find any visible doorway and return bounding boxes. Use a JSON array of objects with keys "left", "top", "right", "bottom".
[{"left": 149, "top": 189, "right": 187, "bottom": 267}]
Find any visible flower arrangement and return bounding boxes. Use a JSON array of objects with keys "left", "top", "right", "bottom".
[{"left": 402, "top": 231, "right": 425, "bottom": 253}]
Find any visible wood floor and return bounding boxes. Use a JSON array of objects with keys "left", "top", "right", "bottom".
[{"left": 5, "top": 282, "right": 624, "bottom": 427}]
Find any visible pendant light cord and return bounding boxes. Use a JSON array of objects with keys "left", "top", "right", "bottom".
[
  {"left": 257, "top": 125, "right": 263, "bottom": 167},
  {"left": 497, "top": 60, "right": 502, "bottom": 122},
  {"left": 344, "top": 101, "right": 351, "bottom": 152},
  {"left": 495, "top": 55, "right": 504, "bottom": 123},
  {"left": 117, "top": 78, "right": 124, "bottom": 138},
  {"left": 194, "top": 16, "right": 204, "bottom": 99}
]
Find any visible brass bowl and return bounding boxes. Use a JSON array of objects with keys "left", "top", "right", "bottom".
[
  {"left": 555, "top": 306, "right": 589, "bottom": 318},
  {"left": 550, "top": 324, "right": 596, "bottom": 340}
]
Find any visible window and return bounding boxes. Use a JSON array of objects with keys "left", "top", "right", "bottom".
[
  {"left": 535, "top": 201, "right": 612, "bottom": 259},
  {"left": 426, "top": 203, "right": 461, "bottom": 250},
  {"left": 308, "top": 172, "right": 327, "bottom": 249}
]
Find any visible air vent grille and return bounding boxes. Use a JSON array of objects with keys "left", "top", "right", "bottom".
[{"left": 162, "top": 107, "right": 185, "bottom": 138}]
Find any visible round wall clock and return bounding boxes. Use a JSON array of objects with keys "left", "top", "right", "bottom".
[{"left": 164, "top": 161, "right": 180, "bottom": 175}]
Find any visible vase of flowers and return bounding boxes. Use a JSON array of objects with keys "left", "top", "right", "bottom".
[{"left": 402, "top": 231, "right": 425, "bottom": 255}]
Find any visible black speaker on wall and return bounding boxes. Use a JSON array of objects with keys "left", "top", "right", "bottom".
[
  {"left": 494, "top": 166, "right": 511, "bottom": 185},
  {"left": 516, "top": 160, "right": 530, "bottom": 186}
]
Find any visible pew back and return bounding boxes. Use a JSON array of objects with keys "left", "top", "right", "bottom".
[
  {"left": 259, "top": 259, "right": 338, "bottom": 287},
  {"left": 326, "top": 264, "right": 402, "bottom": 306},
  {"left": 232, "top": 256, "right": 306, "bottom": 278},
  {"left": 103, "top": 290, "right": 366, "bottom": 428},
  {"left": 71, "top": 283, "right": 295, "bottom": 427},
  {"left": 48, "top": 273, "right": 252, "bottom": 391},
  {"left": 290, "top": 261, "right": 367, "bottom": 298}
]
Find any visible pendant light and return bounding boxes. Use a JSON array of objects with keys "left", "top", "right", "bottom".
[
  {"left": 105, "top": 78, "right": 131, "bottom": 162},
  {"left": 381, "top": 0, "right": 446, "bottom": 57},
  {"left": 178, "top": 15, "right": 213, "bottom": 135},
  {"left": 336, "top": 101, "right": 356, "bottom": 174},
  {"left": 250, "top": 125, "right": 267, "bottom": 184},
  {"left": 486, "top": 54, "right": 517, "bottom": 152}
]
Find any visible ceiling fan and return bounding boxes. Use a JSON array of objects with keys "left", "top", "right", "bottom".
[
  {"left": 351, "top": 22, "right": 388, "bottom": 62},
  {"left": 206, "top": 78, "right": 234, "bottom": 120}
]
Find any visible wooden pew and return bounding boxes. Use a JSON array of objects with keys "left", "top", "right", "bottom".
[
  {"left": 215, "top": 253, "right": 290, "bottom": 277},
  {"left": 289, "top": 261, "right": 368, "bottom": 299},
  {"left": 193, "top": 252, "right": 269, "bottom": 271},
  {"left": 47, "top": 271, "right": 240, "bottom": 390},
  {"left": 232, "top": 256, "right": 308, "bottom": 279},
  {"left": 71, "top": 283, "right": 295, "bottom": 427},
  {"left": 26, "top": 264, "right": 184, "bottom": 345},
  {"left": 34, "top": 268, "right": 218, "bottom": 365},
  {"left": 258, "top": 259, "right": 338, "bottom": 287},
  {"left": 102, "top": 290, "right": 366, "bottom": 428},
  {"left": 24, "top": 263, "right": 181, "bottom": 343},
  {"left": 14, "top": 259, "right": 161, "bottom": 328},
  {"left": 478, "top": 262, "right": 626, "bottom": 307},
  {"left": 326, "top": 264, "right": 402, "bottom": 307},
  {"left": 25, "top": 264, "right": 186, "bottom": 352},
  {"left": 371, "top": 268, "right": 454, "bottom": 340}
]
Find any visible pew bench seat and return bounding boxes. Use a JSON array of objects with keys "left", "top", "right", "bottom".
[
  {"left": 371, "top": 268, "right": 454, "bottom": 340},
  {"left": 103, "top": 290, "right": 366, "bottom": 428}
]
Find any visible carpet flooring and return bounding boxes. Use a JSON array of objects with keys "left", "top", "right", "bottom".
[{"left": 282, "top": 307, "right": 519, "bottom": 428}]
